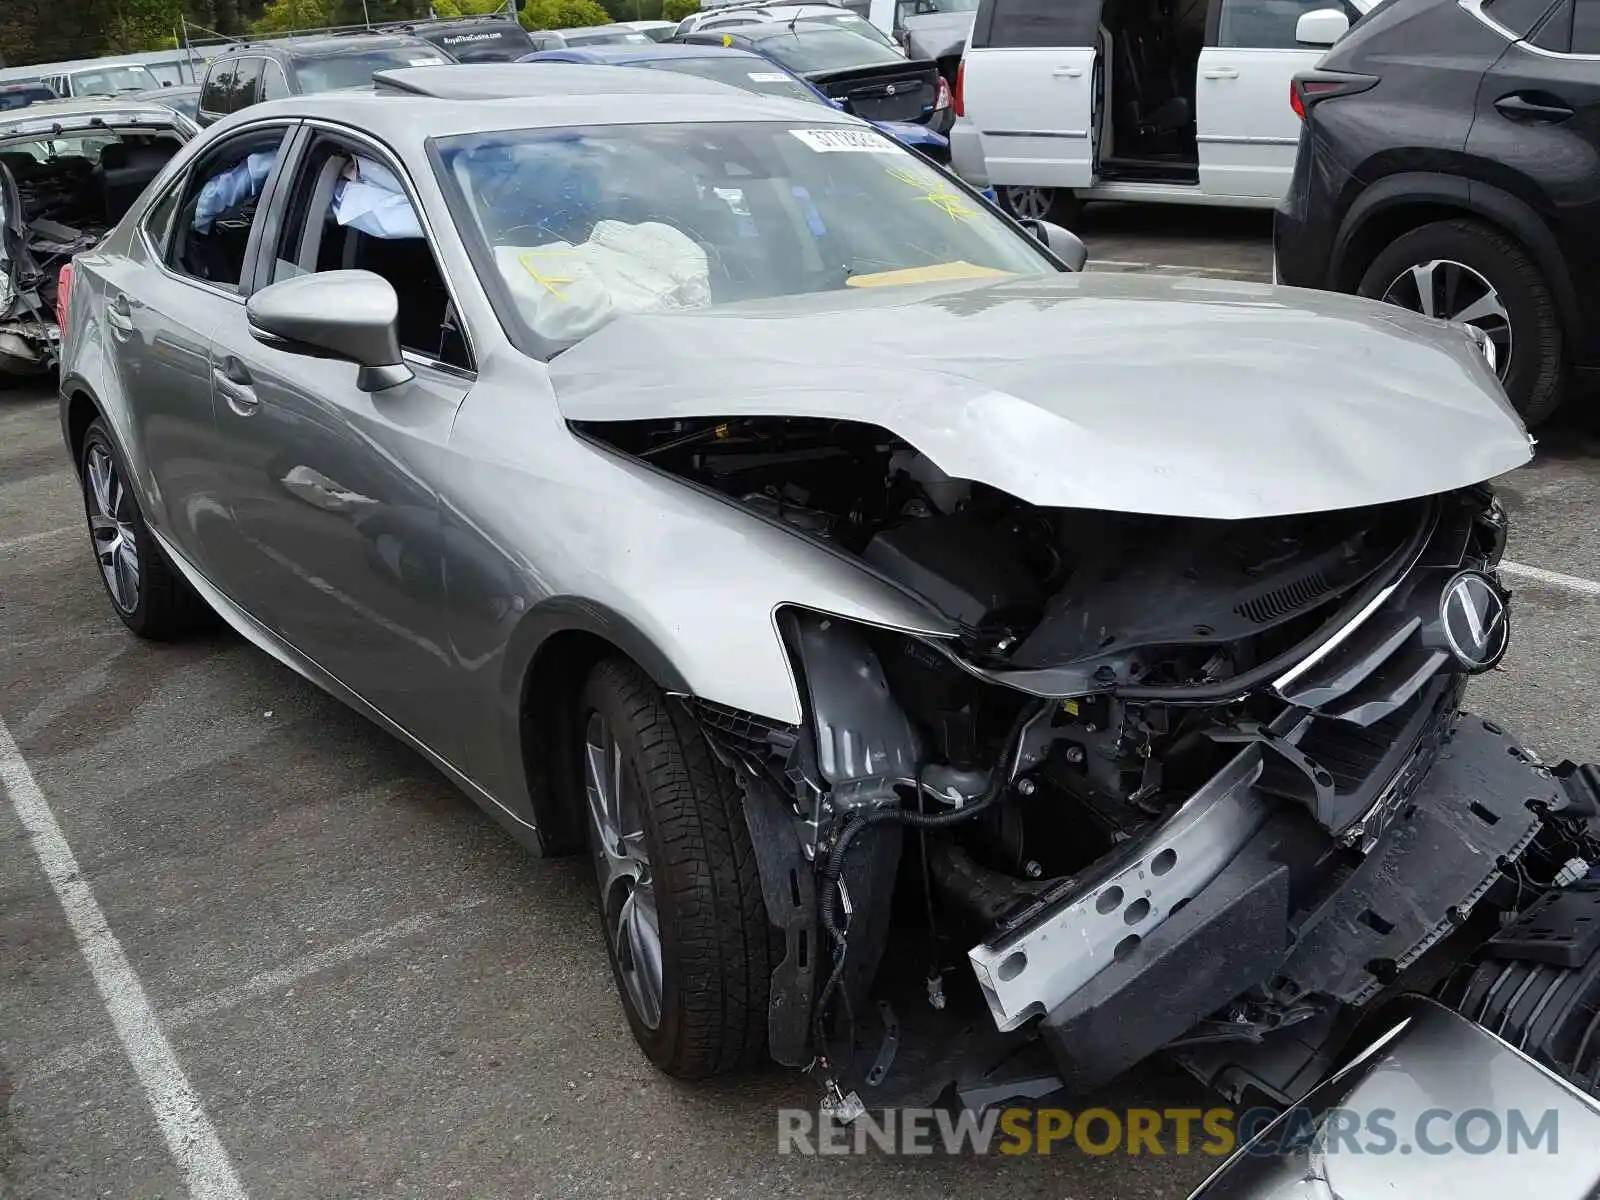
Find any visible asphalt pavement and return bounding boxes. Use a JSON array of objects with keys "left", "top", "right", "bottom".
[{"left": 2, "top": 205, "right": 1598, "bottom": 1200}]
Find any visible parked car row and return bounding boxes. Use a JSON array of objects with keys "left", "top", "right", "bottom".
[{"left": 944, "top": 0, "right": 1600, "bottom": 424}]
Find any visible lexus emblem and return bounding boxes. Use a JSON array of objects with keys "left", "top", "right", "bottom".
[{"left": 1440, "top": 570, "right": 1509, "bottom": 673}]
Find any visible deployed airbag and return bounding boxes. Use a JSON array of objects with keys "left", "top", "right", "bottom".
[
  {"left": 333, "top": 156, "right": 422, "bottom": 240},
  {"left": 495, "top": 220, "right": 710, "bottom": 345}
]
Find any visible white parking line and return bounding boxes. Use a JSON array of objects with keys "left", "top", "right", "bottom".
[
  {"left": 1501, "top": 560, "right": 1600, "bottom": 598},
  {"left": 0, "top": 717, "right": 247, "bottom": 1200},
  {"left": 32, "top": 895, "right": 489, "bottom": 1084}
]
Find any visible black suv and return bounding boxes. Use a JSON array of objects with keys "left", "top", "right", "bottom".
[
  {"left": 196, "top": 33, "right": 455, "bottom": 127},
  {"left": 1274, "top": 0, "right": 1600, "bottom": 425}
]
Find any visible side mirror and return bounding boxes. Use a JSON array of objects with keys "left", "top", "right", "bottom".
[
  {"left": 1018, "top": 218, "right": 1088, "bottom": 272},
  {"left": 246, "top": 270, "right": 413, "bottom": 392},
  {"left": 1295, "top": 8, "right": 1350, "bottom": 46}
]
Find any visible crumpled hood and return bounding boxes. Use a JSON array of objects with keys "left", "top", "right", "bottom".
[
  {"left": 901, "top": 10, "right": 975, "bottom": 59},
  {"left": 550, "top": 272, "right": 1532, "bottom": 520}
]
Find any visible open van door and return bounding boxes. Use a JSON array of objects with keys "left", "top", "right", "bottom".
[{"left": 962, "top": 0, "right": 1105, "bottom": 191}]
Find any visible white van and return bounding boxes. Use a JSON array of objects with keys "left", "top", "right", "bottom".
[
  {"left": 955, "top": 0, "right": 1373, "bottom": 220},
  {"left": 37, "top": 62, "right": 164, "bottom": 99}
]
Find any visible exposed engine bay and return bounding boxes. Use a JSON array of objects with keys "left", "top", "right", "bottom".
[
  {"left": 581, "top": 414, "right": 1600, "bottom": 1112},
  {"left": 0, "top": 125, "right": 183, "bottom": 376}
]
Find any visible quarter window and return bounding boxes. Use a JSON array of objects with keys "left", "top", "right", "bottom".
[
  {"left": 1482, "top": 0, "right": 1563, "bottom": 36},
  {"left": 262, "top": 61, "right": 291, "bottom": 100},
  {"left": 1570, "top": 0, "right": 1600, "bottom": 50}
]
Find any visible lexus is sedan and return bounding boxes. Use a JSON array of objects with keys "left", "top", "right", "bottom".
[{"left": 56, "top": 63, "right": 1600, "bottom": 1115}]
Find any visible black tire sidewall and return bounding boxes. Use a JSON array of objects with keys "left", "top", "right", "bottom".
[
  {"left": 1357, "top": 221, "right": 1563, "bottom": 425},
  {"left": 577, "top": 668, "right": 693, "bottom": 1070}
]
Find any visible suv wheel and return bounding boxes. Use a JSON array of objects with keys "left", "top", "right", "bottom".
[
  {"left": 80, "top": 419, "right": 210, "bottom": 638},
  {"left": 1358, "top": 218, "right": 1564, "bottom": 426},
  {"left": 999, "top": 185, "right": 1081, "bottom": 225},
  {"left": 577, "top": 657, "right": 773, "bottom": 1078}
]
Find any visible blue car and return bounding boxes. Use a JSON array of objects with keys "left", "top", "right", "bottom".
[{"left": 516, "top": 42, "right": 955, "bottom": 164}]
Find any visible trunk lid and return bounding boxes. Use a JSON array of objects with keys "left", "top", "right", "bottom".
[{"left": 809, "top": 59, "right": 942, "bottom": 124}]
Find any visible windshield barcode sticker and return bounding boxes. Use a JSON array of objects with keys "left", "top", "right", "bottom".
[
  {"left": 749, "top": 72, "right": 792, "bottom": 82},
  {"left": 789, "top": 128, "right": 896, "bottom": 154},
  {"left": 409, "top": 56, "right": 446, "bottom": 65}
]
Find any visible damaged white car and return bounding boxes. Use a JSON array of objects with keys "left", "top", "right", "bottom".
[
  {"left": 0, "top": 97, "right": 194, "bottom": 379},
  {"left": 58, "top": 65, "right": 1600, "bottom": 1115}
]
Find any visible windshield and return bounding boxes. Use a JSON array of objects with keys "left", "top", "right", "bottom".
[
  {"left": 563, "top": 28, "right": 654, "bottom": 45},
  {"left": 430, "top": 28, "right": 536, "bottom": 62},
  {"left": 799, "top": 12, "right": 900, "bottom": 49},
  {"left": 436, "top": 121, "right": 1053, "bottom": 356},
  {"left": 746, "top": 26, "right": 905, "bottom": 72},
  {"left": 71, "top": 65, "right": 160, "bottom": 95},
  {"left": 632, "top": 56, "right": 821, "bottom": 104},
  {"left": 296, "top": 46, "right": 450, "bottom": 92},
  {"left": 0, "top": 87, "right": 55, "bottom": 110}
]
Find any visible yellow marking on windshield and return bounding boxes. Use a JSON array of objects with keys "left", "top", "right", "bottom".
[
  {"left": 516, "top": 249, "right": 577, "bottom": 301},
  {"left": 885, "top": 166, "right": 978, "bottom": 222},
  {"left": 846, "top": 262, "right": 1015, "bottom": 288}
]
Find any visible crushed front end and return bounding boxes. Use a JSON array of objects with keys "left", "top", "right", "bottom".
[{"left": 657, "top": 437, "right": 1600, "bottom": 1109}]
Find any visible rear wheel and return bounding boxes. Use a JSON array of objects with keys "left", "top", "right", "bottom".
[
  {"left": 999, "top": 185, "right": 1082, "bottom": 226},
  {"left": 1357, "top": 218, "right": 1564, "bottom": 426},
  {"left": 79, "top": 419, "right": 209, "bottom": 639},
  {"left": 578, "top": 657, "right": 773, "bottom": 1078}
]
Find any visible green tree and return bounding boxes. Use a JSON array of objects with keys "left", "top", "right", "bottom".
[
  {"left": 253, "top": 0, "right": 333, "bottom": 31},
  {"left": 433, "top": 0, "right": 513, "bottom": 15},
  {"left": 519, "top": 0, "right": 611, "bottom": 29},
  {"left": 661, "top": 0, "right": 698, "bottom": 21}
]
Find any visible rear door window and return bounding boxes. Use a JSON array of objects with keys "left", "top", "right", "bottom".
[
  {"left": 973, "top": 0, "right": 1099, "bottom": 48},
  {"left": 201, "top": 60, "right": 236, "bottom": 115},
  {"left": 230, "top": 58, "right": 264, "bottom": 112},
  {"left": 1216, "top": 0, "right": 1361, "bottom": 48}
]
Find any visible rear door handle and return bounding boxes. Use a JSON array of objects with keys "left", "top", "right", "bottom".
[
  {"left": 212, "top": 360, "right": 259, "bottom": 416},
  {"left": 1201, "top": 67, "right": 1240, "bottom": 80},
  {"left": 1052, "top": 66, "right": 1084, "bottom": 77},
  {"left": 1494, "top": 93, "right": 1574, "bottom": 122}
]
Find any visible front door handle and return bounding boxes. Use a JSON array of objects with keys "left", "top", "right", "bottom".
[
  {"left": 1052, "top": 65, "right": 1084, "bottom": 77},
  {"left": 212, "top": 360, "right": 259, "bottom": 416},
  {"left": 1494, "top": 93, "right": 1574, "bottom": 122},
  {"left": 1201, "top": 67, "right": 1240, "bottom": 80}
]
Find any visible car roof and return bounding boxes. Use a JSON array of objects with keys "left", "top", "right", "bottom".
[
  {"left": 218, "top": 33, "right": 432, "bottom": 59},
  {"left": 0, "top": 97, "right": 187, "bottom": 130},
  {"left": 238, "top": 63, "right": 853, "bottom": 141},
  {"left": 522, "top": 43, "right": 767, "bottom": 64}
]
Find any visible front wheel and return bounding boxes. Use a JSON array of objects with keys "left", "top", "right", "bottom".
[
  {"left": 998, "top": 185, "right": 1082, "bottom": 226},
  {"left": 1357, "top": 218, "right": 1564, "bottom": 426},
  {"left": 577, "top": 658, "right": 774, "bottom": 1078}
]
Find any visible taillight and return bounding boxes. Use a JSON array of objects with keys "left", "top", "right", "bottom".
[
  {"left": 1290, "top": 71, "right": 1379, "bottom": 122},
  {"left": 56, "top": 262, "right": 72, "bottom": 335},
  {"left": 953, "top": 59, "right": 965, "bottom": 118},
  {"left": 934, "top": 76, "right": 951, "bottom": 112}
]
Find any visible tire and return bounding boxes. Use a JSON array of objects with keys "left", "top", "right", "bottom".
[
  {"left": 999, "top": 185, "right": 1082, "bottom": 226},
  {"left": 577, "top": 657, "right": 773, "bottom": 1078},
  {"left": 79, "top": 418, "right": 210, "bottom": 639},
  {"left": 1357, "top": 218, "right": 1565, "bottom": 427}
]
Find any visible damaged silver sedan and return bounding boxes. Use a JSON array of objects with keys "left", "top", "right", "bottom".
[
  {"left": 56, "top": 64, "right": 1600, "bottom": 1115},
  {"left": 0, "top": 98, "right": 194, "bottom": 379}
]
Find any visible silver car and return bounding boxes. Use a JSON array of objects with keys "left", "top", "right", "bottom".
[{"left": 56, "top": 62, "right": 1600, "bottom": 1113}]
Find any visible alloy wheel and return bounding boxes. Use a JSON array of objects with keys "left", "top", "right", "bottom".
[
  {"left": 584, "top": 711, "right": 664, "bottom": 1029},
  {"left": 86, "top": 444, "right": 140, "bottom": 614},
  {"left": 1380, "top": 258, "right": 1512, "bottom": 380},
  {"left": 1005, "top": 186, "right": 1057, "bottom": 222}
]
